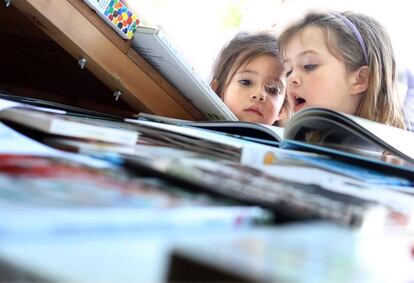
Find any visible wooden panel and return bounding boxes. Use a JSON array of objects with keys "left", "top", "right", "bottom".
[
  {"left": 66, "top": 0, "right": 131, "bottom": 54},
  {"left": 11, "top": 0, "right": 204, "bottom": 120},
  {"left": 0, "top": 4, "right": 136, "bottom": 117}
]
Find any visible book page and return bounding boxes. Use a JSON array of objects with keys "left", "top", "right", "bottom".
[
  {"left": 284, "top": 108, "right": 414, "bottom": 164},
  {"left": 346, "top": 115, "right": 414, "bottom": 162}
]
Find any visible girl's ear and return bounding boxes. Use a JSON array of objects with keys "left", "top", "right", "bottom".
[
  {"left": 210, "top": 79, "right": 219, "bottom": 93},
  {"left": 211, "top": 79, "right": 224, "bottom": 99},
  {"left": 350, "top": 66, "right": 369, "bottom": 95}
]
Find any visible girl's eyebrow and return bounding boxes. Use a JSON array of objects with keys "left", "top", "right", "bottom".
[
  {"left": 283, "top": 49, "right": 319, "bottom": 64},
  {"left": 235, "top": 70, "right": 258, "bottom": 75},
  {"left": 236, "top": 70, "right": 280, "bottom": 81}
]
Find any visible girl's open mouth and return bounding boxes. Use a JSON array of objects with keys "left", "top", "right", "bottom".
[{"left": 293, "top": 95, "right": 306, "bottom": 111}]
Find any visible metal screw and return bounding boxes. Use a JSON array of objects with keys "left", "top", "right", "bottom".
[
  {"left": 78, "top": 58, "right": 87, "bottom": 69},
  {"left": 113, "top": 90, "right": 122, "bottom": 101},
  {"left": 4, "top": 0, "right": 12, "bottom": 7}
]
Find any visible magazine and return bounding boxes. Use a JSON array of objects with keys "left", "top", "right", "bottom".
[
  {"left": 131, "top": 26, "right": 238, "bottom": 121},
  {"left": 0, "top": 107, "right": 139, "bottom": 146},
  {"left": 133, "top": 109, "right": 414, "bottom": 166},
  {"left": 133, "top": 112, "right": 284, "bottom": 145},
  {"left": 115, "top": 153, "right": 414, "bottom": 227}
]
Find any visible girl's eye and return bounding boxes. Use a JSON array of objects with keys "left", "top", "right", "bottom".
[
  {"left": 285, "top": 70, "right": 292, "bottom": 77},
  {"left": 265, "top": 85, "right": 281, "bottom": 95},
  {"left": 304, "top": 64, "right": 318, "bottom": 71},
  {"left": 238, "top": 79, "right": 252, "bottom": 86}
]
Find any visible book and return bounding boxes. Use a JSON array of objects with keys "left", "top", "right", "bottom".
[
  {"left": 0, "top": 154, "right": 272, "bottom": 239},
  {"left": 0, "top": 107, "right": 139, "bottom": 146},
  {"left": 0, "top": 90, "right": 125, "bottom": 121},
  {"left": 133, "top": 109, "right": 414, "bottom": 168},
  {"left": 284, "top": 108, "right": 414, "bottom": 164},
  {"left": 83, "top": 0, "right": 140, "bottom": 39},
  {"left": 107, "top": 152, "right": 414, "bottom": 227},
  {"left": 168, "top": 222, "right": 414, "bottom": 283},
  {"left": 46, "top": 118, "right": 414, "bottom": 188},
  {"left": 131, "top": 26, "right": 238, "bottom": 121},
  {"left": 133, "top": 112, "right": 284, "bottom": 146},
  {"left": 0, "top": 121, "right": 113, "bottom": 168},
  {"left": 123, "top": 118, "right": 283, "bottom": 162}
]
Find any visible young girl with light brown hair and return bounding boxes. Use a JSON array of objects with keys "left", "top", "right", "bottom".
[{"left": 279, "top": 11, "right": 406, "bottom": 129}]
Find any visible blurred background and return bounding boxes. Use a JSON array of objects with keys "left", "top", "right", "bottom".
[{"left": 125, "top": 0, "right": 414, "bottom": 83}]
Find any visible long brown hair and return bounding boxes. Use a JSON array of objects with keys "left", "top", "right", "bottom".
[{"left": 279, "top": 11, "right": 406, "bottom": 129}]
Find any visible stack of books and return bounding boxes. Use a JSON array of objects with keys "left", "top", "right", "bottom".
[
  {"left": 1, "top": 96, "right": 413, "bottom": 229},
  {"left": 1, "top": 91, "right": 414, "bottom": 281}
]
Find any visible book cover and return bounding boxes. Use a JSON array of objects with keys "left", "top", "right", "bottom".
[
  {"left": 83, "top": 0, "right": 140, "bottom": 39},
  {"left": 131, "top": 26, "right": 238, "bottom": 121}
]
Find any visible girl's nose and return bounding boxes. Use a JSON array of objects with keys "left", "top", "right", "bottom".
[
  {"left": 288, "top": 75, "right": 300, "bottom": 87},
  {"left": 250, "top": 87, "right": 266, "bottom": 102}
]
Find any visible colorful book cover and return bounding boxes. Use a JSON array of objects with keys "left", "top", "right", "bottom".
[{"left": 84, "top": 0, "right": 140, "bottom": 39}]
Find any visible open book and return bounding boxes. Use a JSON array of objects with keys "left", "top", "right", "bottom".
[
  {"left": 132, "top": 109, "right": 414, "bottom": 169},
  {"left": 131, "top": 26, "right": 238, "bottom": 121}
]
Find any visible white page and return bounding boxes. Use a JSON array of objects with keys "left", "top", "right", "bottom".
[
  {"left": 345, "top": 113, "right": 414, "bottom": 161},
  {"left": 0, "top": 122, "right": 111, "bottom": 168}
]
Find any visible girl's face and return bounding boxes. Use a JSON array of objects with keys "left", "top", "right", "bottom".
[
  {"left": 222, "top": 55, "right": 285, "bottom": 125},
  {"left": 283, "top": 26, "right": 363, "bottom": 114}
]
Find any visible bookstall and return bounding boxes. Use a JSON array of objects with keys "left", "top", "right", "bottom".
[{"left": 1, "top": 1, "right": 414, "bottom": 283}]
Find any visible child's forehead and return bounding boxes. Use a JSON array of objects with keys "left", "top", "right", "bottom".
[
  {"left": 233, "top": 56, "right": 285, "bottom": 81},
  {"left": 237, "top": 54, "right": 281, "bottom": 70},
  {"left": 284, "top": 26, "right": 338, "bottom": 59},
  {"left": 292, "top": 27, "right": 328, "bottom": 48}
]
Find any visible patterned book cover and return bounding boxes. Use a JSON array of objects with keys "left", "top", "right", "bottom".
[{"left": 84, "top": 0, "right": 140, "bottom": 39}]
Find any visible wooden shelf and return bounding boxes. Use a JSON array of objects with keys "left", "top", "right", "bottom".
[{"left": 1, "top": 0, "right": 204, "bottom": 120}]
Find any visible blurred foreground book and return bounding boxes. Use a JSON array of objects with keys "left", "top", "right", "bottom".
[
  {"left": 168, "top": 222, "right": 414, "bottom": 283},
  {"left": 110, "top": 152, "right": 414, "bottom": 229},
  {"left": 0, "top": 155, "right": 271, "bottom": 239}
]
